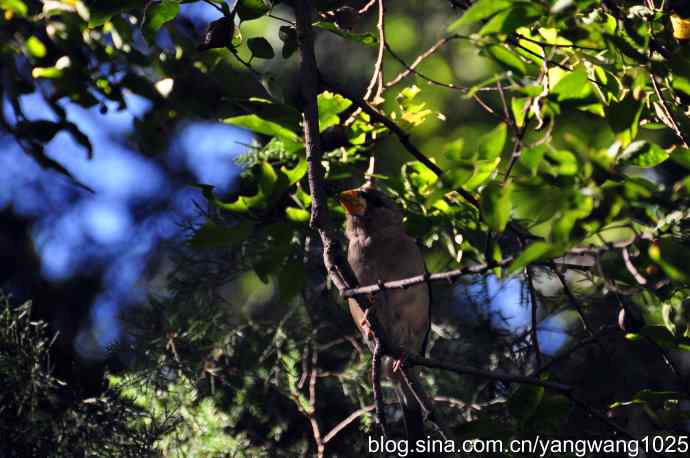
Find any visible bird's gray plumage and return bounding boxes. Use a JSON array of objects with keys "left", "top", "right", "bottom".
[{"left": 341, "top": 184, "right": 432, "bottom": 441}]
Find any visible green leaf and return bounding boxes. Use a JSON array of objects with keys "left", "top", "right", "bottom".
[
  {"left": 511, "top": 96, "right": 529, "bottom": 128},
  {"left": 486, "top": 45, "right": 527, "bottom": 75},
  {"left": 519, "top": 145, "right": 546, "bottom": 176},
  {"left": 224, "top": 114, "right": 299, "bottom": 143},
  {"left": 478, "top": 123, "right": 507, "bottom": 160},
  {"left": 258, "top": 161, "right": 278, "bottom": 195},
  {"left": 247, "top": 37, "right": 274, "bottom": 59},
  {"left": 142, "top": 0, "right": 180, "bottom": 44},
  {"left": 605, "top": 95, "right": 643, "bottom": 146},
  {"left": 447, "top": 0, "right": 513, "bottom": 31},
  {"left": 508, "top": 241, "right": 556, "bottom": 274},
  {"left": 26, "top": 36, "right": 47, "bottom": 58},
  {"left": 234, "top": 98, "right": 300, "bottom": 133},
  {"left": 670, "top": 147, "right": 690, "bottom": 169},
  {"left": 444, "top": 158, "right": 502, "bottom": 191},
  {"left": 31, "top": 66, "right": 63, "bottom": 79},
  {"left": 617, "top": 141, "right": 669, "bottom": 168},
  {"left": 543, "top": 149, "right": 578, "bottom": 176},
  {"left": 481, "top": 181, "right": 512, "bottom": 233},
  {"left": 317, "top": 92, "right": 352, "bottom": 132},
  {"left": 285, "top": 207, "right": 310, "bottom": 223},
  {"left": 551, "top": 68, "right": 591, "bottom": 101},
  {"left": 281, "top": 158, "right": 308, "bottom": 186},
  {"left": 237, "top": 0, "right": 270, "bottom": 21},
  {"left": 0, "top": 0, "right": 27, "bottom": 16},
  {"left": 190, "top": 222, "right": 253, "bottom": 249},
  {"left": 479, "top": 5, "right": 541, "bottom": 36},
  {"left": 314, "top": 21, "right": 377, "bottom": 46}
]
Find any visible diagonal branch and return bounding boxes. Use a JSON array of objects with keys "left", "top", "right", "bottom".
[
  {"left": 322, "top": 405, "right": 375, "bottom": 444},
  {"left": 324, "top": 80, "right": 481, "bottom": 209}
]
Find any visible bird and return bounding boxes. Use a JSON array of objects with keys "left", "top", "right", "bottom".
[{"left": 339, "top": 180, "right": 432, "bottom": 441}]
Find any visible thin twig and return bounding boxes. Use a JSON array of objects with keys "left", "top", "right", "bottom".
[
  {"left": 363, "top": 0, "right": 385, "bottom": 102},
  {"left": 307, "top": 345, "right": 325, "bottom": 458},
  {"left": 384, "top": 36, "right": 461, "bottom": 89},
  {"left": 536, "top": 326, "right": 617, "bottom": 374},
  {"left": 622, "top": 246, "right": 647, "bottom": 285},
  {"left": 650, "top": 74, "right": 690, "bottom": 148},
  {"left": 358, "top": 0, "right": 377, "bottom": 14},
  {"left": 322, "top": 405, "right": 376, "bottom": 444},
  {"left": 552, "top": 267, "right": 594, "bottom": 334},
  {"left": 513, "top": 32, "right": 605, "bottom": 51},
  {"left": 407, "top": 354, "right": 571, "bottom": 393},
  {"left": 326, "top": 80, "right": 481, "bottom": 208},
  {"left": 342, "top": 257, "right": 514, "bottom": 297},
  {"left": 372, "top": 339, "right": 390, "bottom": 437},
  {"left": 525, "top": 266, "right": 543, "bottom": 368}
]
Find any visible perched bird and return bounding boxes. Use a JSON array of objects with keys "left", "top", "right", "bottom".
[{"left": 339, "top": 181, "right": 432, "bottom": 441}]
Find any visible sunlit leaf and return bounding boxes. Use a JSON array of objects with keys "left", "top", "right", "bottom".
[
  {"left": 448, "top": 0, "right": 513, "bottom": 31},
  {"left": 551, "top": 67, "right": 591, "bottom": 100},
  {"left": 481, "top": 181, "right": 512, "bottom": 233},
  {"left": 486, "top": 45, "right": 528, "bottom": 75},
  {"left": 508, "top": 241, "right": 557, "bottom": 274},
  {"left": 26, "top": 36, "right": 47, "bottom": 58},
  {"left": 479, "top": 4, "right": 542, "bottom": 36},
  {"left": 317, "top": 92, "right": 352, "bottom": 132},
  {"left": 617, "top": 141, "right": 669, "bottom": 168},
  {"left": 478, "top": 123, "right": 507, "bottom": 160},
  {"left": 285, "top": 207, "right": 310, "bottom": 223},
  {"left": 224, "top": 114, "right": 299, "bottom": 142},
  {"left": 1, "top": 0, "right": 27, "bottom": 16}
]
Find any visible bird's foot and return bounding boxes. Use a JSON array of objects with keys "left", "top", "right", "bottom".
[
  {"left": 392, "top": 351, "right": 411, "bottom": 373},
  {"left": 360, "top": 307, "right": 372, "bottom": 329},
  {"left": 360, "top": 308, "right": 376, "bottom": 340}
]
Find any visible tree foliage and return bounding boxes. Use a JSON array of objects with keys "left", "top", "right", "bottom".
[{"left": 3, "top": 0, "right": 690, "bottom": 456}]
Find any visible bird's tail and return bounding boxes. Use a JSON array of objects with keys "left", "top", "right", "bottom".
[{"left": 392, "top": 366, "right": 433, "bottom": 444}]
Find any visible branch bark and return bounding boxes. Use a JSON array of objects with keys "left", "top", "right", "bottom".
[{"left": 342, "top": 257, "right": 514, "bottom": 297}]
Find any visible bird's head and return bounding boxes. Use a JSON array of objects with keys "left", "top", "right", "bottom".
[{"left": 339, "top": 186, "right": 403, "bottom": 236}]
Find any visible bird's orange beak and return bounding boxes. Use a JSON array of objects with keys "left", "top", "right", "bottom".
[{"left": 339, "top": 189, "right": 366, "bottom": 216}]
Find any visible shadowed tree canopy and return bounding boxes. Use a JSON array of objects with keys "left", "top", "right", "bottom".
[{"left": 3, "top": 0, "right": 690, "bottom": 456}]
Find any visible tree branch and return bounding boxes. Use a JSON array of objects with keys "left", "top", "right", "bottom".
[
  {"left": 322, "top": 405, "right": 375, "bottom": 444},
  {"left": 407, "top": 354, "right": 572, "bottom": 393},
  {"left": 342, "top": 257, "right": 514, "bottom": 297}
]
